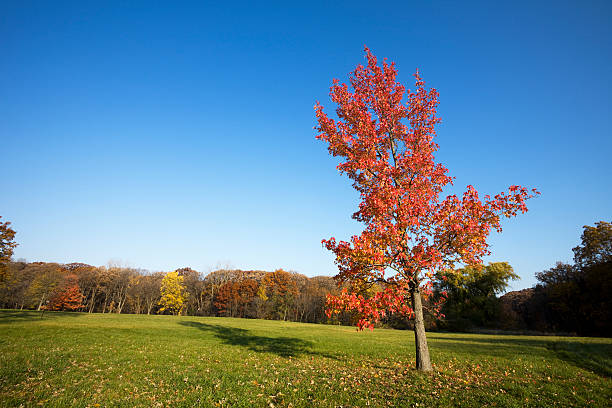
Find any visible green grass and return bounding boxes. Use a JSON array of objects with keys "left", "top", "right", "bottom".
[{"left": 0, "top": 311, "right": 610, "bottom": 407}]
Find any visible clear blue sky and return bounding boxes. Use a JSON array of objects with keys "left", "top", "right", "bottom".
[{"left": 1, "top": 1, "right": 610, "bottom": 290}]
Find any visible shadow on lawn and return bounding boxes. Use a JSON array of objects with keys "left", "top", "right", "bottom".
[
  {"left": 433, "top": 335, "right": 612, "bottom": 378},
  {"left": 0, "top": 310, "right": 83, "bottom": 324},
  {"left": 180, "top": 321, "right": 339, "bottom": 359},
  {"left": 546, "top": 340, "right": 612, "bottom": 378}
]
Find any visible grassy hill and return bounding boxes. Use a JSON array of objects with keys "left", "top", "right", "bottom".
[{"left": 0, "top": 310, "right": 610, "bottom": 407}]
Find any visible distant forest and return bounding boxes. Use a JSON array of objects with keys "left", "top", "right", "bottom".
[
  {"left": 0, "top": 222, "right": 609, "bottom": 337},
  {"left": 0, "top": 264, "right": 339, "bottom": 324}
]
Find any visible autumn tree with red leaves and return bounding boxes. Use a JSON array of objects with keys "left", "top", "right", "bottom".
[
  {"left": 214, "top": 278, "right": 259, "bottom": 318},
  {"left": 45, "top": 274, "right": 84, "bottom": 311},
  {"left": 315, "top": 48, "right": 538, "bottom": 371}
]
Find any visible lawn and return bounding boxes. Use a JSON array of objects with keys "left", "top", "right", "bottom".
[{"left": 0, "top": 310, "right": 610, "bottom": 407}]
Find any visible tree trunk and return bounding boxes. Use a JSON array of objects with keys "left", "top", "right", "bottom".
[
  {"left": 102, "top": 293, "right": 109, "bottom": 313},
  {"left": 88, "top": 287, "right": 98, "bottom": 313},
  {"left": 411, "top": 287, "right": 433, "bottom": 372},
  {"left": 116, "top": 288, "right": 127, "bottom": 314}
]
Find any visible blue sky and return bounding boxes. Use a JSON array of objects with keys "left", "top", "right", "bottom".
[{"left": 1, "top": 1, "right": 610, "bottom": 290}]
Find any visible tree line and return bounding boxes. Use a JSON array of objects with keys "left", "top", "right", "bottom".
[
  {"left": 0, "top": 258, "right": 514, "bottom": 328},
  {"left": 418, "top": 221, "right": 610, "bottom": 337},
  {"left": 0, "top": 217, "right": 609, "bottom": 336},
  {"left": 0, "top": 261, "right": 340, "bottom": 323},
  {"left": 498, "top": 221, "right": 611, "bottom": 337}
]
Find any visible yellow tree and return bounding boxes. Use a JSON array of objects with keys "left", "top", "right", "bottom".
[{"left": 158, "top": 271, "right": 187, "bottom": 315}]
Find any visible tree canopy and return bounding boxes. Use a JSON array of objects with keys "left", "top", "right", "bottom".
[
  {"left": 435, "top": 262, "right": 518, "bottom": 330},
  {"left": 158, "top": 271, "right": 187, "bottom": 316},
  {"left": 315, "top": 47, "right": 538, "bottom": 370},
  {"left": 0, "top": 216, "right": 17, "bottom": 283}
]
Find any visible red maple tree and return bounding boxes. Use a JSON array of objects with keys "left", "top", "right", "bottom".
[
  {"left": 215, "top": 279, "right": 259, "bottom": 318},
  {"left": 45, "top": 274, "right": 84, "bottom": 311},
  {"left": 315, "top": 48, "right": 538, "bottom": 371}
]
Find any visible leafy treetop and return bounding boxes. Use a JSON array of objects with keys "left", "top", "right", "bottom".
[
  {"left": 0, "top": 216, "right": 17, "bottom": 264},
  {"left": 159, "top": 271, "right": 187, "bottom": 316},
  {"left": 315, "top": 47, "right": 539, "bottom": 330}
]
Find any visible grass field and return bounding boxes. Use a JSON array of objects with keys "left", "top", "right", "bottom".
[{"left": 0, "top": 311, "right": 610, "bottom": 407}]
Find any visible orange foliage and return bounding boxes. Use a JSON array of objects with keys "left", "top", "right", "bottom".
[
  {"left": 44, "top": 274, "right": 84, "bottom": 311},
  {"left": 214, "top": 278, "right": 259, "bottom": 317}
]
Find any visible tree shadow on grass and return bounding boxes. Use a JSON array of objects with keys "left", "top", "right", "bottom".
[
  {"left": 432, "top": 335, "right": 612, "bottom": 378},
  {"left": 546, "top": 340, "right": 612, "bottom": 378},
  {"left": 180, "top": 321, "right": 340, "bottom": 360},
  {"left": 0, "top": 309, "right": 83, "bottom": 324}
]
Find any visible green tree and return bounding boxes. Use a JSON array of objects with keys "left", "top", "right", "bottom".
[
  {"left": 435, "top": 262, "right": 519, "bottom": 330},
  {"left": 572, "top": 221, "right": 612, "bottom": 268},
  {"left": 158, "top": 271, "right": 187, "bottom": 315},
  {"left": 535, "top": 221, "right": 611, "bottom": 336}
]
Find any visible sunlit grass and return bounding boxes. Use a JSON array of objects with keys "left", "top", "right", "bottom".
[{"left": 0, "top": 310, "right": 610, "bottom": 407}]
